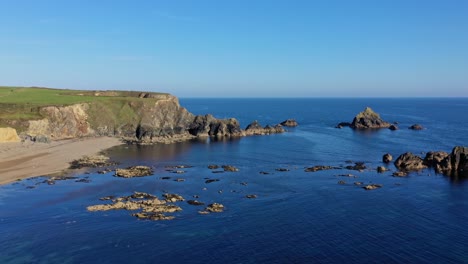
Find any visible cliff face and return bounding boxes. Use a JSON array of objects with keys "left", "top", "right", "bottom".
[{"left": 22, "top": 94, "right": 284, "bottom": 143}]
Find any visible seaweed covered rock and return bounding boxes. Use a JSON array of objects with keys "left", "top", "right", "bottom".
[{"left": 69, "top": 155, "right": 116, "bottom": 169}]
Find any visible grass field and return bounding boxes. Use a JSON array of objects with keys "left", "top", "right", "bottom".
[{"left": 0, "top": 86, "right": 168, "bottom": 130}]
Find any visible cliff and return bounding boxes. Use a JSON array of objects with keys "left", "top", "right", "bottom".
[{"left": 0, "top": 87, "right": 286, "bottom": 143}]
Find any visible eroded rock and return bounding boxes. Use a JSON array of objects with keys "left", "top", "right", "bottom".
[
  {"left": 382, "top": 153, "right": 393, "bottom": 163},
  {"left": 394, "top": 153, "right": 427, "bottom": 171}
]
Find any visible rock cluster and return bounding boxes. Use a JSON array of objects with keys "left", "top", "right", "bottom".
[
  {"left": 280, "top": 119, "right": 298, "bottom": 127},
  {"left": 69, "top": 155, "right": 117, "bottom": 169},
  {"left": 245, "top": 121, "right": 285, "bottom": 135},
  {"left": 114, "top": 166, "right": 153, "bottom": 178},
  {"left": 87, "top": 192, "right": 183, "bottom": 220},
  {"left": 394, "top": 146, "right": 468, "bottom": 176}
]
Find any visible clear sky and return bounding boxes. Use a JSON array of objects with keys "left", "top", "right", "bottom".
[{"left": 1, "top": 0, "right": 467, "bottom": 97}]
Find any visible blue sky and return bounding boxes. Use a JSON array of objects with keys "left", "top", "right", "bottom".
[{"left": 1, "top": 0, "right": 467, "bottom": 97}]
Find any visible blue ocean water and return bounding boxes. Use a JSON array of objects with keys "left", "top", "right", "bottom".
[{"left": 1, "top": 98, "right": 468, "bottom": 263}]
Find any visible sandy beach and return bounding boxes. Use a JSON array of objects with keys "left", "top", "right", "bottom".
[{"left": 0, "top": 137, "right": 123, "bottom": 185}]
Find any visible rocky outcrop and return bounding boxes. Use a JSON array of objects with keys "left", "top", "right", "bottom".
[
  {"left": 409, "top": 124, "right": 423, "bottom": 130},
  {"left": 114, "top": 166, "right": 153, "bottom": 178},
  {"left": 29, "top": 104, "right": 92, "bottom": 140},
  {"left": 69, "top": 155, "right": 117, "bottom": 169},
  {"left": 340, "top": 107, "right": 391, "bottom": 129},
  {"left": 422, "top": 147, "right": 468, "bottom": 176},
  {"left": 280, "top": 119, "right": 298, "bottom": 127},
  {"left": 394, "top": 153, "right": 427, "bottom": 171},
  {"left": 382, "top": 153, "right": 393, "bottom": 163},
  {"left": 18, "top": 92, "right": 287, "bottom": 144},
  {"left": 87, "top": 192, "right": 182, "bottom": 221},
  {"left": 188, "top": 114, "right": 244, "bottom": 138},
  {"left": 244, "top": 121, "right": 285, "bottom": 135},
  {"left": 0, "top": 127, "right": 21, "bottom": 142}
]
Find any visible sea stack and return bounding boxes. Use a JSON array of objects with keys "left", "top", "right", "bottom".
[{"left": 350, "top": 107, "right": 391, "bottom": 129}]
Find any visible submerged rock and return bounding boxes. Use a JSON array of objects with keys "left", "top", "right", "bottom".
[
  {"left": 275, "top": 168, "right": 290, "bottom": 172},
  {"left": 205, "top": 179, "right": 220, "bottom": 184},
  {"left": 133, "top": 212, "right": 175, "bottom": 221},
  {"left": 377, "top": 166, "right": 387, "bottom": 173},
  {"left": 245, "top": 194, "right": 258, "bottom": 199},
  {"left": 208, "top": 164, "right": 219, "bottom": 169},
  {"left": 222, "top": 165, "right": 239, "bottom": 172},
  {"left": 304, "top": 165, "right": 337, "bottom": 172},
  {"left": 114, "top": 166, "right": 153, "bottom": 178},
  {"left": 389, "top": 124, "right": 399, "bottom": 131},
  {"left": 409, "top": 124, "right": 424, "bottom": 130},
  {"left": 363, "top": 184, "right": 383, "bottom": 190},
  {"left": 392, "top": 171, "right": 408, "bottom": 177},
  {"left": 187, "top": 200, "right": 205, "bottom": 206},
  {"left": 346, "top": 162, "right": 366, "bottom": 171}
]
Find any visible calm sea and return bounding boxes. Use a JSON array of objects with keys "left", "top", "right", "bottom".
[{"left": 1, "top": 98, "right": 467, "bottom": 263}]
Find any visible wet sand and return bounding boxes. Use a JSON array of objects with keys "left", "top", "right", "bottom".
[{"left": 0, "top": 137, "right": 123, "bottom": 185}]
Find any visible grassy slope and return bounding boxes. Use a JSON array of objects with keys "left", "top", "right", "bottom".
[{"left": 0, "top": 86, "right": 167, "bottom": 131}]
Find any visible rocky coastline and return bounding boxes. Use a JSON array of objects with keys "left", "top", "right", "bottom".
[{"left": 1, "top": 92, "right": 296, "bottom": 145}]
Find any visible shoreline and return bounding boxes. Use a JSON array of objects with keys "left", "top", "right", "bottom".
[{"left": 0, "top": 137, "right": 124, "bottom": 186}]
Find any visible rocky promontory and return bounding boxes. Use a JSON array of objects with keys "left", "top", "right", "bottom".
[{"left": 0, "top": 88, "right": 293, "bottom": 144}]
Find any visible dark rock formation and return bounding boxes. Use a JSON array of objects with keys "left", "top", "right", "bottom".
[
  {"left": 421, "top": 146, "right": 468, "bottom": 176},
  {"left": 187, "top": 200, "right": 205, "bottom": 206},
  {"left": 245, "top": 121, "right": 285, "bottom": 135},
  {"left": 345, "top": 107, "right": 391, "bottom": 129},
  {"left": 409, "top": 124, "right": 423, "bottom": 130},
  {"left": 280, "top": 119, "right": 298, "bottom": 127},
  {"left": 389, "top": 125, "right": 398, "bottom": 131},
  {"left": 275, "top": 168, "right": 290, "bottom": 172},
  {"left": 394, "top": 153, "right": 427, "bottom": 171},
  {"left": 335, "top": 122, "right": 351, "bottom": 129},
  {"left": 189, "top": 114, "right": 244, "bottom": 138},
  {"left": 208, "top": 164, "right": 219, "bottom": 169},
  {"left": 245, "top": 194, "right": 258, "bottom": 199},
  {"left": 382, "top": 153, "right": 393, "bottom": 163},
  {"left": 346, "top": 162, "right": 366, "bottom": 171},
  {"left": 304, "top": 165, "right": 337, "bottom": 172}
]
